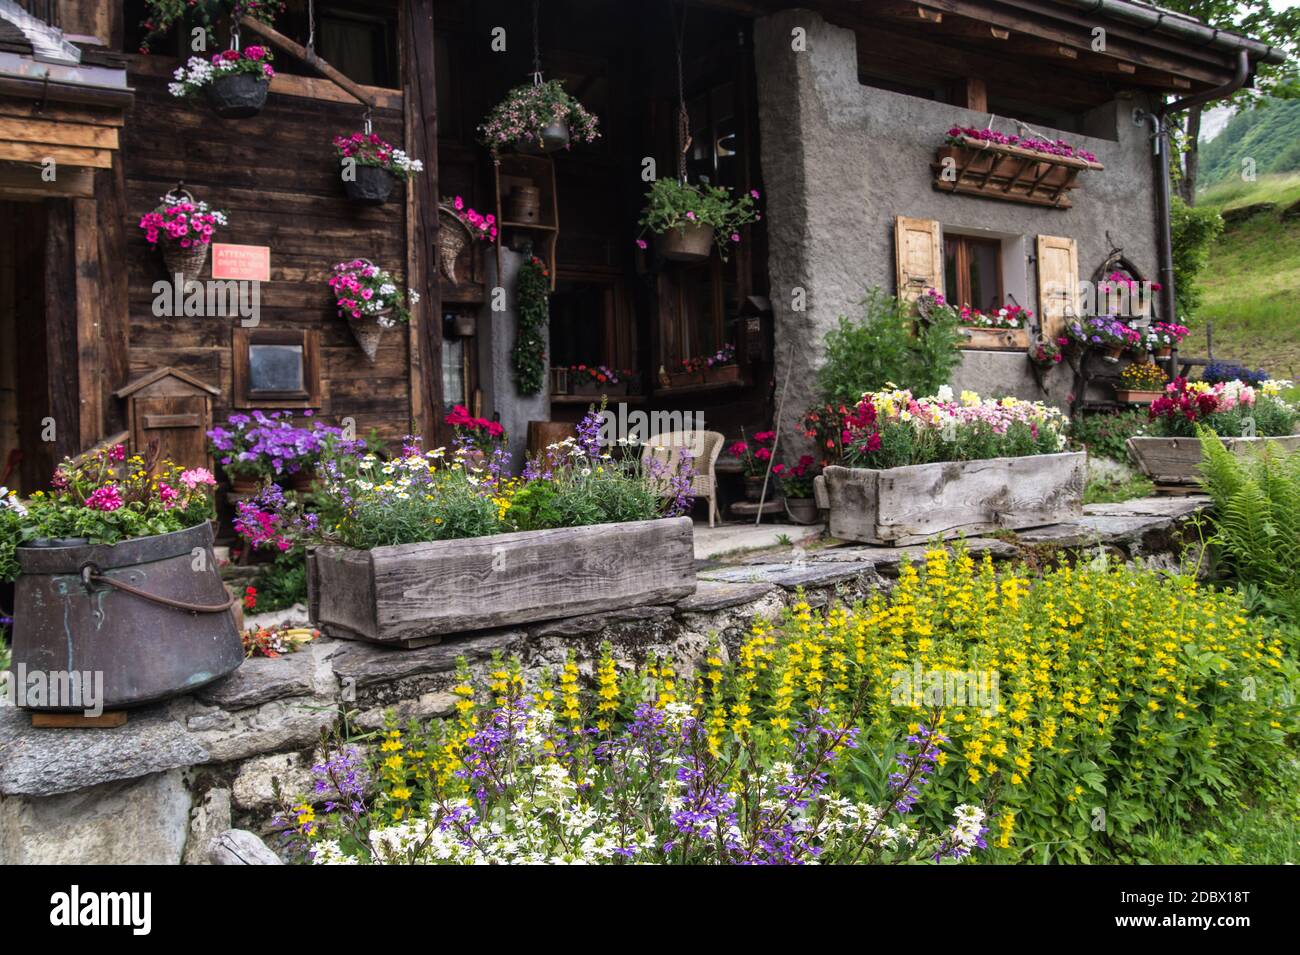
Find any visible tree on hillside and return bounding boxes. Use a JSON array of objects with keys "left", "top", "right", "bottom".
[{"left": 1159, "top": 1, "right": 1300, "bottom": 203}]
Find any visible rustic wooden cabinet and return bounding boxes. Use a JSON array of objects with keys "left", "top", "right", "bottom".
[{"left": 114, "top": 367, "right": 219, "bottom": 473}]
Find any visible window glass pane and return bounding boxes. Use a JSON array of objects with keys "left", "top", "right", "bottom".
[
  {"left": 943, "top": 238, "right": 960, "bottom": 305},
  {"left": 248, "top": 344, "right": 304, "bottom": 393},
  {"left": 969, "top": 242, "right": 1000, "bottom": 310},
  {"left": 442, "top": 335, "right": 465, "bottom": 407}
]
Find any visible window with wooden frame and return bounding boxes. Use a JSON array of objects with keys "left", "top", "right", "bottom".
[
  {"left": 943, "top": 234, "right": 1004, "bottom": 313},
  {"left": 233, "top": 327, "right": 321, "bottom": 409}
]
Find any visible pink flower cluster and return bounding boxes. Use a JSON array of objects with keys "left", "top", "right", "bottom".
[
  {"left": 212, "top": 45, "right": 274, "bottom": 78},
  {"left": 446, "top": 195, "right": 497, "bottom": 242},
  {"left": 138, "top": 201, "right": 224, "bottom": 249},
  {"left": 945, "top": 126, "right": 1097, "bottom": 163},
  {"left": 85, "top": 485, "right": 123, "bottom": 512}
]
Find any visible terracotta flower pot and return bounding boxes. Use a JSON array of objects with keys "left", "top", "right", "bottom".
[
  {"left": 205, "top": 74, "right": 269, "bottom": 119},
  {"left": 657, "top": 223, "right": 714, "bottom": 262},
  {"left": 1115, "top": 389, "right": 1163, "bottom": 405},
  {"left": 344, "top": 165, "right": 395, "bottom": 205},
  {"left": 1155, "top": 346, "right": 1172, "bottom": 358},
  {"left": 228, "top": 474, "right": 263, "bottom": 495},
  {"left": 1103, "top": 344, "right": 1124, "bottom": 363}
]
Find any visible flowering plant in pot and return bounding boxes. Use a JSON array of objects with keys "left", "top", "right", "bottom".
[
  {"left": 445, "top": 404, "right": 506, "bottom": 456},
  {"left": 438, "top": 195, "right": 495, "bottom": 284},
  {"left": 1116, "top": 360, "right": 1167, "bottom": 404},
  {"left": 1146, "top": 321, "right": 1188, "bottom": 356},
  {"left": 1066, "top": 316, "right": 1141, "bottom": 361},
  {"left": 1030, "top": 335, "right": 1069, "bottom": 368},
  {"left": 478, "top": 79, "right": 601, "bottom": 157},
  {"left": 942, "top": 125, "right": 1098, "bottom": 162},
  {"left": 636, "top": 179, "right": 760, "bottom": 262},
  {"left": 138, "top": 190, "right": 227, "bottom": 283},
  {"left": 329, "top": 259, "right": 415, "bottom": 362},
  {"left": 729, "top": 430, "right": 775, "bottom": 500},
  {"left": 1, "top": 445, "right": 239, "bottom": 710},
  {"left": 773, "top": 454, "right": 819, "bottom": 523},
  {"left": 169, "top": 46, "right": 276, "bottom": 118},
  {"left": 333, "top": 130, "right": 423, "bottom": 205},
  {"left": 567, "top": 365, "right": 631, "bottom": 396}
]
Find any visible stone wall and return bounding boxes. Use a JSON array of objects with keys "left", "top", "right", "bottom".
[
  {"left": 753, "top": 8, "right": 1162, "bottom": 447},
  {"left": 0, "top": 497, "right": 1206, "bottom": 863}
]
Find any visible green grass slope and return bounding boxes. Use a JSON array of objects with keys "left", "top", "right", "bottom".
[
  {"left": 1187, "top": 173, "right": 1300, "bottom": 377},
  {"left": 1198, "top": 99, "right": 1300, "bottom": 191}
]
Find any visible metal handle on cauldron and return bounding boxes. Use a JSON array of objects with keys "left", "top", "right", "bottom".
[{"left": 80, "top": 564, "right": 238, "bottom": 615}]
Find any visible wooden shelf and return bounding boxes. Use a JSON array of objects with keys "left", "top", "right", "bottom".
[
  {"left": 653, "top": 379, "right": 749, "bottom": 397},
  {"left": 493, "top": 154, "right": 558, "bottom": 289},
  {"left": 551, "top": 393, "right": 649, "bottom": 405}
]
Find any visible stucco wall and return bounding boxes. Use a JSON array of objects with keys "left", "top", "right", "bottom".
[{"left": 754, "top": 9, "right": 1161, "bottom": 444}]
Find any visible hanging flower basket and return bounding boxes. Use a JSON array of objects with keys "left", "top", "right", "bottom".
[
  {"left": 169, "top": 47, "right": 276, "bottom": 118},
  {"left": 205, "top": 73, "right": 270, "bottom": 118},
  {"left": 333, "top": 130, "right": 424, "bottom": 206},
  {"left": 658, "top": 222, "right": 715, "bottom": 262},
  {"left": 139, "top": 188, "right": 227, "bottom": 284},
  {"left": 477, "top": 79, "right": 600, "bottom": 157},
  {"left": 438, "top": 207, "right": 471, "bottom": 283},
  {"left": 329, "top": 259, "right": 414, "bottom": 363},
  {"left": 344, "top": 165, "right": 395, "bottom": 204}
]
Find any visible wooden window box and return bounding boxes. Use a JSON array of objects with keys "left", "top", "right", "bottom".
[
  {"left": 959, "top": 326, "right": 1030, "bottom": 350},
  {"left": 1128, "top": 435, "right": 1300, "bottom": 487},
  {"left": 932, "top": 137, "right": 1103, "bottom": 209}
]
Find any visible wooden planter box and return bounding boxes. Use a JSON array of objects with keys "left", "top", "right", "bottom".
[
  {"left": 572, "top": 379, "right": 628, "bottom": 396},
  {"left": 823, "top": 451, "right": 1086, "bottom": 545},
  {"left": 703, "top": 363, "right": 743, "bottom": 385},
  {"left": 307, "top": 517, "right": 697, "bottom": 647},
  {"left": 1114, "top": 388, "right": 1162, "bottom": 405},
  {"left": 960, "top": 326, "right": 1030, "bottom": 350},
  {"left": 1128, "top": 435, "right": 1300, "bottom": 486},
  {"left": 667, "top": 370, "right": 704, "bottom": 389},
  {"left": 932, "top": 138, "right": 1103, "bottom": 209}
]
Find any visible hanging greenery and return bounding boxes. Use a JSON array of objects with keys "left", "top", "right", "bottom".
[
  {"left": 512, "top": 256, "right": 550, "bottom": 396},
  {"left": 139, "top": 1, "right": 284, "bottom": 55}
]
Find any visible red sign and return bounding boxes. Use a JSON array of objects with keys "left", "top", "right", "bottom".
[{"left": 211, "top": 243, "right": 271, "bottom": 282}]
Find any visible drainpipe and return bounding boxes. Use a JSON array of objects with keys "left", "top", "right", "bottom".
[{"left": 1143, "top": 49, "right": 1249, "bottom": 325}]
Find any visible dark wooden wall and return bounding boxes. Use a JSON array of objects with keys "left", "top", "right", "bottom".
[{"left": 120, "top": 70, "right": 412, "bottom": 442}]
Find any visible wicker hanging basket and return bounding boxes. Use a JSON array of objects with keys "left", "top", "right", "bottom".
[
  {"left": 338, "top": 258, "right": 390, "bottom": 362},
  {"left": 437, "top": 205, "right": 473, "bottom": 284},
  {"left": 158, "top": 188, "right": 210, "bottom": 283}
]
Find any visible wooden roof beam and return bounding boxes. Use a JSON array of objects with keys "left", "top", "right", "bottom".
[{"left": 874, "top": 3, "right": 945, "bottom": 24}]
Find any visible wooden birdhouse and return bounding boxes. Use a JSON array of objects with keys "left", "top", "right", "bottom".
[{"left": 114, "top": 368, "right": 220, "bottom": 473}]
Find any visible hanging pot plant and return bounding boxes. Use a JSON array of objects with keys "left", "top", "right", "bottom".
[
  {"left": 169, "top": 46, "right": 276, "bottom": 118},
  {"left": 138, "top": 188, "right": 228, "bottom": 283},
  {"left": 438, "top": 195, "right": 497, "bottom": 284},
  {"left": 636, "top": 178, "right": 761, "bottom": 263},
  {"left": 328, "top": 259, "right": 415, "bottom": 363},
  {"left": 478, "top": 78, "right": 600, "bottom": 157},
  {"left": 333, "top": 130, "right": 425, "bottom": 206}
]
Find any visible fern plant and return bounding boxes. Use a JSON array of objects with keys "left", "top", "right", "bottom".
[{"left": 1199, "top": 427, "right": 1300, "bottom": 621}]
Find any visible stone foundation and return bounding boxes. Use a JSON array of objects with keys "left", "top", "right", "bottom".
[{"left": 0, "top": 497, "right": 1207, "bottom": 864}]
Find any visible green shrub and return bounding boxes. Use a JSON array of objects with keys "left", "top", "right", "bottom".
[
  {"left": 253, "top": 550, "right": 309, "bottom": 614},
  {"left": 1199, "top": 427, "right": 1300, "bottom": 622},
  {"left": 816, "top": 288, "right": 962, "bottom": 406},
  {"left": 1069, "top": 410, "right": 1148, "bottom": 462},
  {"left": 1171, "top": 195, "right": 1224, "bottom": 320}
]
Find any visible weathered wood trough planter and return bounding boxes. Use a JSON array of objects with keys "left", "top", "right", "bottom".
[
  {"left": 307, "top": 517, "right": 697, "bottom": 647},
  {"left": 1128, "top": 435, "right": 1300, "bottom": 487},
  {"left": 823, "top": 452, "right": 1086, "bottom": 545},
  {"left": 11, "top": 522, "right": 243, "bottom": 711}
]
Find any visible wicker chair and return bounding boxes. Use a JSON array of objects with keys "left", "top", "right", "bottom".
[{"left": 640, "top": 430, "right": 724, "bottom": 527}]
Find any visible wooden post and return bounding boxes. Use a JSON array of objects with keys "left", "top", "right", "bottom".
[
  {"left": 950, "top": 77, "right": 987, "bottom": 113},
  {"left": 404, "top": 0, "right": 444, "bottom": 447},
  {"left": 44, "top": 200, "right": 80, "bottom": 462},
  {"left": 73, "top": 198, "right": 102, "bottom": 450}
]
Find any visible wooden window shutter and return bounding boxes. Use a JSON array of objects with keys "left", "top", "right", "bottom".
[
  {"left": 894, "top": 216, "right": 942, "bottom": 304},
  {"left": 1035, "top": 235, "right": 1079, "bottom": 341}
]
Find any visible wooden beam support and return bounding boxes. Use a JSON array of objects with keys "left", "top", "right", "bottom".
[
  {"left": 949, "top": 76, "right": 987, "bottom": 112},
  {"left": 73, "top": 198, "right": 102, "bottom": 450},
  {"left": 876, "top": 2, "right": 944, "bottom": 24},
  {"left": 238, "top": 16, "right": 377, "bottom": 109},
  {"left": 403, "top": 0, "right": 444, "bottom": 449}
]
